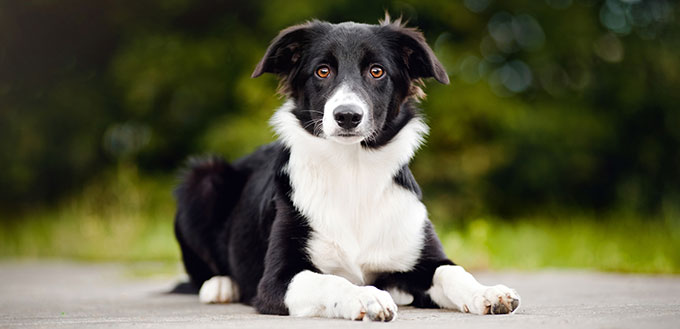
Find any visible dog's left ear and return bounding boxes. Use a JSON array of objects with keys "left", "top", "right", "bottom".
[
  {"left": 384, "top": 25, "right": 450, "bottom": 85},
  {"left": 251, "top": 22, "right": 319, "bottom": 78}
]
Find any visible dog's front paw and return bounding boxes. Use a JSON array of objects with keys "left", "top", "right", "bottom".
[
  {"left": 467, "top": 285, "right": 520, "bottom": 315},
  {"left": 341, "top": 286, "right": 398, "bottom": 322}
]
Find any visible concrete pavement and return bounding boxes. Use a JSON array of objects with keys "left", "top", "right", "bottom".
[{"left": 1, "top": 261, "right": 679, "bottom": 328}]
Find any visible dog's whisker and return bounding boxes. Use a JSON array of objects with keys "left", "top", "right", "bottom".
[{"left": 303, "top": 117, "right": 324, "bottom": 131}]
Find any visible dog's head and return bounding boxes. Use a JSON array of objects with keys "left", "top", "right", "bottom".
[{"left": 253, "top": 16, "right": 448, "bottom": 146}]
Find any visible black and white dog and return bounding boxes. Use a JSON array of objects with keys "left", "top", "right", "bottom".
[{"left": 174, "top": 17, "right": 520, "bottom": 321}]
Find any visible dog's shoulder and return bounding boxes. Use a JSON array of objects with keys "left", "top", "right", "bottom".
[{"left": 394, "top": 164, "right": 422, "bottom": 199}]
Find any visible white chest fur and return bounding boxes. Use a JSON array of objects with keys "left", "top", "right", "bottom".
[{"left": 271, "top": 102, "right": 429, "bottom": 285}]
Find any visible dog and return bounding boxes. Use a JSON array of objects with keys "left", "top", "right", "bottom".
[{"left": 174, "top": 16, "right": 520, "bottom": 321}]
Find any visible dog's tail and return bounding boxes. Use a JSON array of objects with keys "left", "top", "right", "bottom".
[
  {"left": 167, "top": 281, "right": 198, "bottom": 294},
  {"left": 174, "top": 156, "right": 242, "bottom": 223}
]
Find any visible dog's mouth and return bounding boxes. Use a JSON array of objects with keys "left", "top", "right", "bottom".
[{"left": 329, "top": 132, "right": 364, "bottom": 144}]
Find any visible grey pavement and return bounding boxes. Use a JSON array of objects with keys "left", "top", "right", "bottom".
[{"left": 1, "top": 261, "right": 679, "bottom": 329}]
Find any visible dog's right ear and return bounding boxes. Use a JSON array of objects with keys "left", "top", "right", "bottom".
[
  {"left": 379, "top": 16, "right": 449, "bottom": 85},
  {"left": 251, "top": 22, "right": 318, "bottom": 78}
]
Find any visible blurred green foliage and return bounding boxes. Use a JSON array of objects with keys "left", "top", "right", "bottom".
[
  {"left": 0, "top": 164, "right": 177, "bottom": 260},
  {"left": 1, "top": 0, "right": 679, "bottom": 271}
]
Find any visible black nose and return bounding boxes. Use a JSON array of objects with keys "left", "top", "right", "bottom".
[{"left": 333, "top": 105, "right": 363, "bottom": 129}]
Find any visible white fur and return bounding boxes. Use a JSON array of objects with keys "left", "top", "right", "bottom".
[
  {"left": 199, "top": 276, "right": 240, "bottom": 304},
  {"left": 284, "top": 270, "right": 397, "bottom": 321},
  {"left": 387, "top": 287, "right": 414, "bottom": 306},
  {"left": 271, "top": 101, "right": 429, "bottom": 285},
  {"left": 427, "top": 265, "right": 520, "bottom": 314},
  {"left": 322, "top": 84, "right": 371, "bottom": 142}
]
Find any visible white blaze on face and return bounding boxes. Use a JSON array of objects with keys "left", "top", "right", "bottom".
[{"left": 322, "top": 84, "right": 370, "bottom": 143}]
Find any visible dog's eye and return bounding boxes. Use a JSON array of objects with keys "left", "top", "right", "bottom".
[
  {"left": 370, "top": 65, "right": 385, "bottom": 79},
  {"left": 316, "top": 66, "right": 331, "bottom": 78}
]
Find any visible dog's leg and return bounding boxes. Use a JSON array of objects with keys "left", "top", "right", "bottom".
[
  {"left": 283, "top": 270, "right": 398, "bottom": 321},
  {"left": 428, "top": 265, "right": 520, "bottom": 315},
  {"left": 199, "top": 276, "right": 240, "bottom": 304},
  {"left": 175, "top": 156, "right": 247, "bottom": 292}
]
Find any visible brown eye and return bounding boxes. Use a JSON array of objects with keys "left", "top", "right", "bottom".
[
  {"left": 316, "top": 65, "right": 330, "bottom": 78},
  {"left": 370, "top": 65, "right": 385, "bottom": 79}
]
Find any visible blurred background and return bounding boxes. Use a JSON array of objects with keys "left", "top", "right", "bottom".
[{"left": 0, "top": 0, "right": 678, "bottom": 273}]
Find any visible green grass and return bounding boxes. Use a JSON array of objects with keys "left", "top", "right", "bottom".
[
  {"left": 1, "top": 165, "right": 679, "bottom": 274},
  {"left": 0, "top": 164, "right": 179, "bottom": 262},
  {"left": 438, "top": 216, "right": 680, "bottom": 273}
]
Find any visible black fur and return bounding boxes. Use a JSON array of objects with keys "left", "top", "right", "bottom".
[
  {"left": 174, "top": 18, "right": 452, "bottom": 315},
  {"left": 372, "top": 222, "right": 455, "bottom": 308},
  {"left": 394, "top": 164, "right": 423, "bottom": 199}
]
